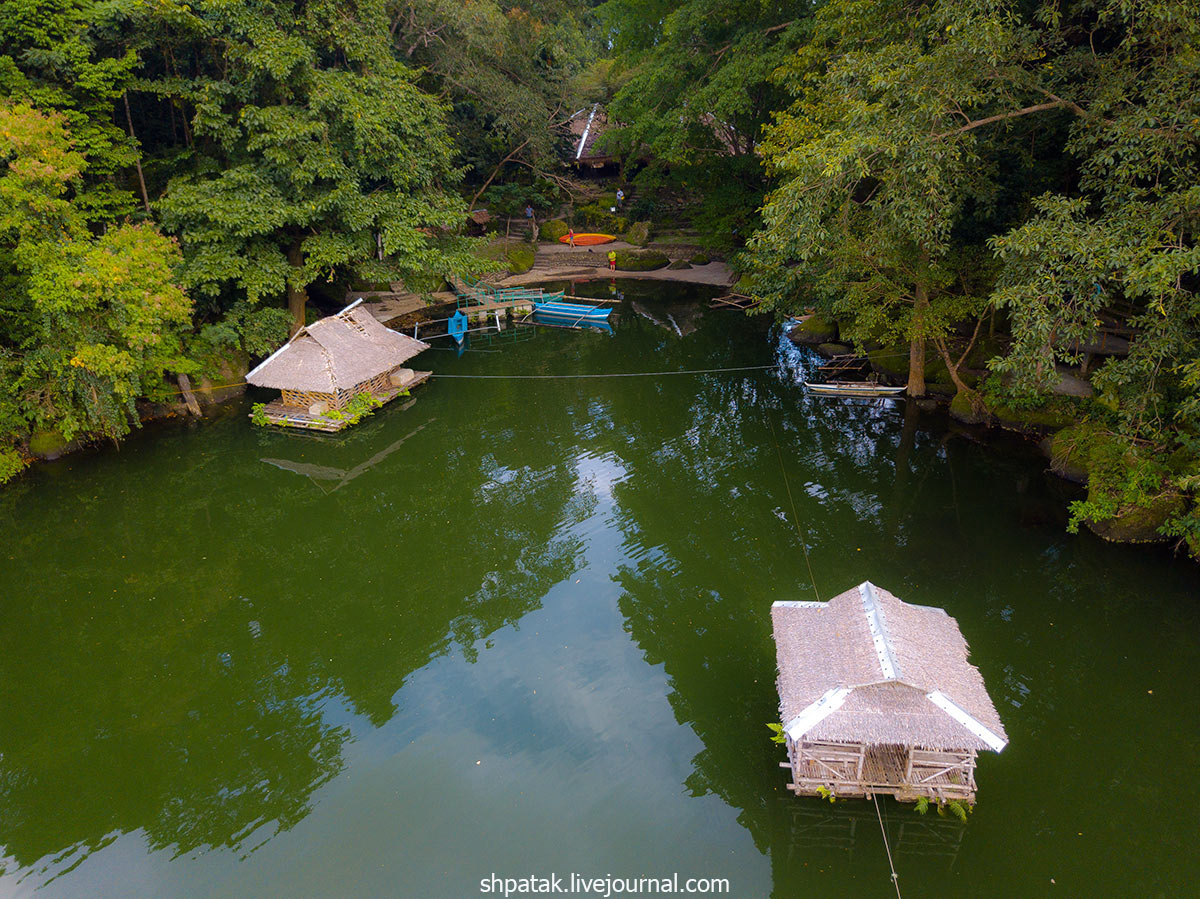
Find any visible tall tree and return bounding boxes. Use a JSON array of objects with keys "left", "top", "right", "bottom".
[
  {"left": 390, "top": 0, "right": 593, "bottom": 201},
  {"left": 0, "top": 0, "right": 143, "bottom": 220},
  {"left": 596, "top": 0, "right": 811, "bottom": 246},
  {"left": 0, "top": 103, "right": 192, "bottom": 446},
  {"left": 747, "top": 0, "right": 1057, "bottom": 397},
  {"left": 142, "top": 0, "right": 478, "bottom": 334},
  {"left": 988, "top": 0, "right": 1200, "bottom": 544}
]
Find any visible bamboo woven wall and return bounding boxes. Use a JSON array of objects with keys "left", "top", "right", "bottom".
[
  {"left": 279, "top": 368, "right": 400, "bottom": 411},
  {"left": 281, "top": 389, "right": 338, "bottom": 410}
]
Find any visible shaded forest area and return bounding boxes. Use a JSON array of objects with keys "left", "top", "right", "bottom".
[{"left": 0, "top": 0, "right": 1197, "bottom": 558}]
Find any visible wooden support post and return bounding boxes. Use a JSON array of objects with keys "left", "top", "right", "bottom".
[{"left": 177, "top": 373, "right": 202, "bottom": 417}]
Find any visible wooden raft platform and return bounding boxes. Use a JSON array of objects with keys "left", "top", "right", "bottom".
[{"left": 260, "top": 371, "right": 431, "bottom": 432}]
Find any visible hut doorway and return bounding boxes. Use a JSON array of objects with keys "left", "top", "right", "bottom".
[{"left": 862, "top": 744, "right": 908, "bottom": 786}]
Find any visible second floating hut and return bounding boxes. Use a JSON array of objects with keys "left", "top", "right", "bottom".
[{"left": 772, "top": 581, "right": 1007, "bottom": 804}]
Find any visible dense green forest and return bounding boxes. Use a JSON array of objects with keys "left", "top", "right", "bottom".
[{"left": 0, "top": 0, "right": 1197, "bottom": 558}]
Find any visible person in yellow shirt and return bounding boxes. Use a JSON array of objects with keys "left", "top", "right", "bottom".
[{"left": 607, "top": 250, "right": 617, "bottom": 271}]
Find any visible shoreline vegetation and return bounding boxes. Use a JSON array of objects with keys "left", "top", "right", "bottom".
[{"left": 1, "top": 0, "right": 1197, "bottom": 563}]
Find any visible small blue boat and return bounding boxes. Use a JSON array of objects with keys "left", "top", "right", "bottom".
[
  {"left": 448, "top": 309, "right": 468, "bottom": 344},
  {"left": 531, "top": 300, "right": 612, "bottom": 327}
]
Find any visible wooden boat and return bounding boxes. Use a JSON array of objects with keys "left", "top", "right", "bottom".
[
  {"left": 448, "top": 309, "right": 468, "bottom": 344},
  {"left": 559, "top": 232, "right": 616, "bottom": 246},
  {"left": 804, "top": 380, "right": 906, "bottom": 397},
  {"left": 531, "top": 299, "right": 612, "bottom": 326}
]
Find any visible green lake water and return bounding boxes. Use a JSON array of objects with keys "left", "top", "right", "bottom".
[{"left": 1, "top": 280, "right": 1197, "bottom": 897}]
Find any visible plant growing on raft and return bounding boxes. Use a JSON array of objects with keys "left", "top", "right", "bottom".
[
  {"left": 766, "top": 723, "right": 787, "bottom": 744},
  {"left": 320, "top": 392, "right": 384, "bottom": 427},
  {"left": 815, "top": 786, "right": 838, "bottom": 804},
  {"left": 250, "top": 403, "right": 269, "bottom": 427},
  {"left": 914, "top": 795, "right": 971, "bottom": 822}
]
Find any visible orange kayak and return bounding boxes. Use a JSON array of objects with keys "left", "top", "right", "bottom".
[{"left": 559, "top": 233, "right": 616, "bottom": 246}]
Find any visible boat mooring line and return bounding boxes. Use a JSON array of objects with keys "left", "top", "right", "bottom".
[
  {"left": 766, "top": 409, "right": 901, "bottom": 896},
  {"left": 874, "top": 793, "right": 903, "bottom": 899},
  {"left": 430, "top": 365, "right": 777, "bottom": 380}
]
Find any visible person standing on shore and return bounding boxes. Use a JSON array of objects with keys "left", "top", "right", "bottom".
[
  {"left": 607, "top": 250, "right": 617, "bottom": 271},
  {"left": 567, "top": 227, "right": 576, "bottom": 247}
]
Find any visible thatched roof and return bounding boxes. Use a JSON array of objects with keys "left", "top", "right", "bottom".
[
  {"left": 772, "top": 582, "right": 1008, "bottom": 753},
  {"left": 247, "top": 303, "right": 429, "bottom": 393}
]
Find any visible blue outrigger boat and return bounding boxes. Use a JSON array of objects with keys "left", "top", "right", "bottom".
[{"left": 531, "top": 299, "right": 612, "bottom": 328}]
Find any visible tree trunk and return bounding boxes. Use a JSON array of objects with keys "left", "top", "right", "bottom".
[
  {"left": 933, "top": 338, "right": 974, "bottom": 396},
  {"left": 287, "top": 242, "right": 308, "bottom": 336},
  {"left": 933, "top": 317, "right": 987, "bottom": 414},
  {"left": 908, "top": 250, "right": 931, "bottom": 397},
  {"left": 907, "top": 332, "right": 926, "bottom": 397},
  {"left": 123, "top": 93, "right": 152, "bottom": 214},
  {"left": 177, "top": 373, "right": 202, "bottom": 417}
]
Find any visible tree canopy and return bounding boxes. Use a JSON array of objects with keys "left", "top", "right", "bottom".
[{"left": 0, "top": 0, "right": 1197, "bottom": 559}]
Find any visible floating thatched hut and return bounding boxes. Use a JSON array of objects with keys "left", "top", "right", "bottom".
[
  {"left": 772, "top": 581, "right": 1007, "bottom": 804},
  {"left": 247, "top": 300, "right": 431, "bottom": 431}
]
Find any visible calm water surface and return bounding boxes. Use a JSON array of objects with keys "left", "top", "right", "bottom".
[{"left": 1, "top": 281, "right": 1197, "bottom": 897}]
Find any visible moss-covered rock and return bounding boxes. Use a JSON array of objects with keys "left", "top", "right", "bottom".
[
  {"left": 1048, "top": 424, "right": 1096, "bottom": 484},
  {"left": 29, "top": 427, "right": 76, "bottom": 460},
  {"left": 689, "top": 252, "right": 711, "bottom": 265},
  {"left": 816, "top": 343, "right": 852, "bottom": 357},
  {"left": 950, "top": 390, "right": 989, "bottom": 424},
  {"left": 787, "top": 315, "right": 838, "bottom": 345},
  {"left": 667, "top": 259, "right": 692, "bottom": 270},
  {"left": 867, "top": 345, "right": 908, "bottom": 378},
  {"left": 614, "top": 250, "right": 669, "bottom": 271},
  {"left": 990, "top": 400, "right": 1075, "bottom": 434},
  {"left": 197, "top": 350, "right": 250, "bottom": 405},
  {"left": 1084, "top": 489, "right": 1184, "bottom": 543},
  {"left": 539, "top": 219, "right": 569, "bottom": 242},
  {"left": 627, "top": 221, "right": 651, "bottom": 246}
]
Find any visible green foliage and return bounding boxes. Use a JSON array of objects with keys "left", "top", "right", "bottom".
[
  {"left": 1066, "top": 435, "right": 1181, "bottom": 541},
  {"left": 321, "top": 391, "right": 383, "bottom": 427},
  {"left": 914, "top": 794, "right": 970, "bottom": 821},
  {"left": 815, "top": 786, "right": 838, "bottom": 804},
  {"left": 0, "top": 446, "right": 27, "bottom": 483},
  {"left": 598, "top": 0, "right": 806, "bottom": 244},
  {"left": 941, "top": 799, "right": 971, "bottom": 823},
  {"left": 614, "top": 250, "right": 669, "bottom": 271},
  {"left": 766, "top": 723, "right": 786, "bottom": 745},
  {"left": 250, "top": 402, "right": 269, "bottom": 427},
  {"left": 747, "top": 0, "right": 1029, "bottom": 382},
  {"left": 504, "top": 244, "right": 535, "bottom": 275},
  {"left": 146, "top": 0, "right": 478, "bottom": 331},
  {"left": 0, "top": 103, "right": 193, "bottom": 443},
  {"left": 393, "top": 0, "right": 592, "bottom": 183},
  {"left": 539, "top": 220, "right": 569, "bottom": 242},
  {"left": 0, "top": 0, "right": 142, "bottom": 222},
  {"left": 574, "top": 204, "right": 628, "bottom": 234}
]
